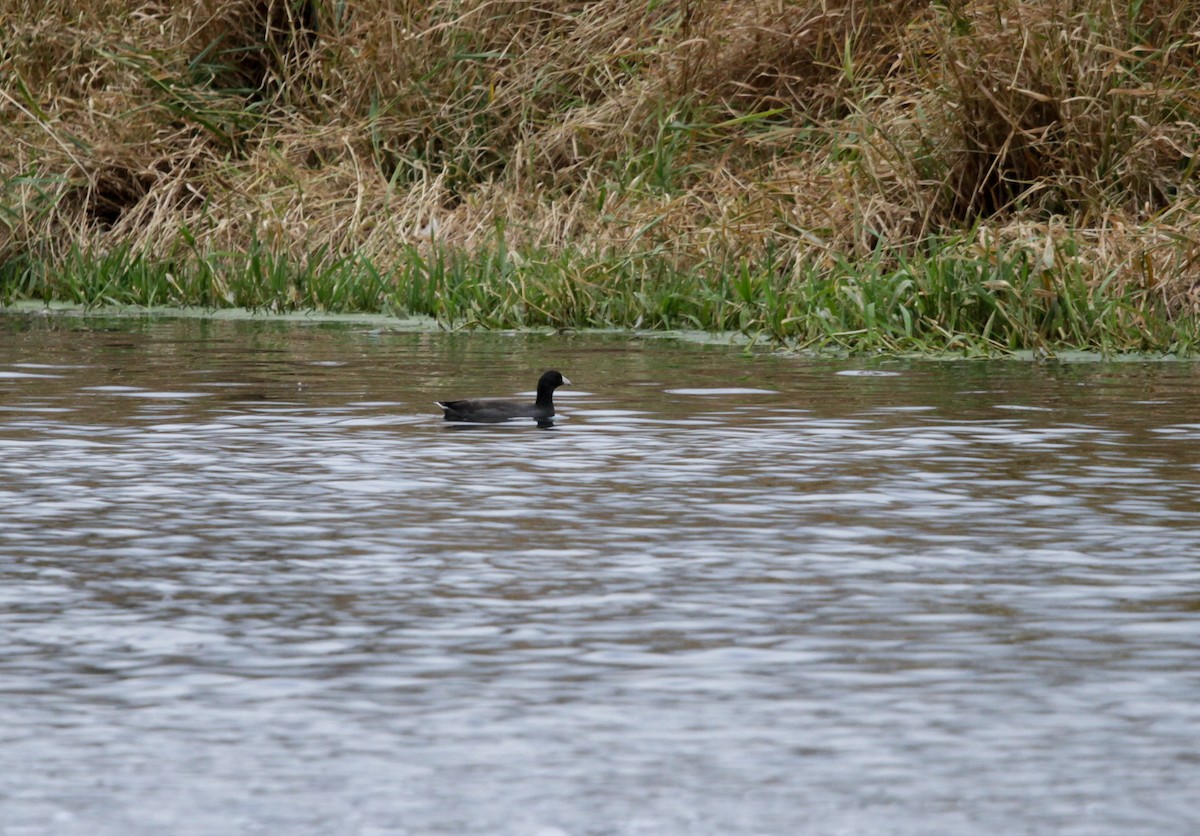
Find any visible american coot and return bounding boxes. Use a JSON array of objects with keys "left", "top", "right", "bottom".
[{"left": 436, "top": 370, "right": 570, "bottom": 426}]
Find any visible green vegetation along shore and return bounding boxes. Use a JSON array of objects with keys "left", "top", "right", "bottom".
[{"left": 3, "top": 1, "right": 1199, "bottom": 353}]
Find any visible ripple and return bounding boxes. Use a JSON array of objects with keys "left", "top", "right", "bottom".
[
  {"left": 663, "top": 387, "right": 778, "bottom": 395},
  {"left": 835, "top": 369, "right": 902, "bottom": 377},
  {"left": 0, "top": 370, "right": 61, "bottom": 379}
]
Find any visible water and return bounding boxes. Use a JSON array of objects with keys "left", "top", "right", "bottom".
[{"left": 2, "top": 313, "right": 1199, "bottom": 835}]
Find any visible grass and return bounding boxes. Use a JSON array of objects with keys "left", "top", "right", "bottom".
[
  {"left": 2, "top": 1, "right": 1200, "bottom": 353},
  {"left": 5, "top": 232, "right": 1194, "bottom": 356}
]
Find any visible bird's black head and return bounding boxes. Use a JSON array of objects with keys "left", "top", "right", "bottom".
[
  {"left": 535, "top": 370, "right": 570, "bottom": 404},
  {"left": 539, "top": 370, "right": 570, "bottom": 390}
]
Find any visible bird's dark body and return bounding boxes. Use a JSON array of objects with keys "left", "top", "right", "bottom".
[{"left": 436, "top": 399, "right": 550, "bottom": 423}]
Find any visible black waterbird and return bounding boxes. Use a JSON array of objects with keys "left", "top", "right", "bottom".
[{"left": 436, "top": 370, "right": 570, "bottom": 426}]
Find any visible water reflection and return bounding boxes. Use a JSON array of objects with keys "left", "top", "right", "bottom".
[{"left": 1, "top": 314, "right": 1199, "bottom": 835}]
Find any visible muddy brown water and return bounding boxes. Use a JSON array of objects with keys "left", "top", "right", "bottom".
[{"left": 2, "top": 314, "right": 1199, "bottom": 835}]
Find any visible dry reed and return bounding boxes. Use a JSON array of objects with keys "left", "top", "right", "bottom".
[{"left": 2, "top": 0, "right": 1199, "bottom": 324}]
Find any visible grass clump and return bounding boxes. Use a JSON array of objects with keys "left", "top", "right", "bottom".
[{"left": 2, "top": 0, "right": 1200, "bottom": 352}]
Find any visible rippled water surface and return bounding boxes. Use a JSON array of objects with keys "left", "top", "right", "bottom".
[{"left": 2, "top": 313, "right": 1200, "bottom": 835}]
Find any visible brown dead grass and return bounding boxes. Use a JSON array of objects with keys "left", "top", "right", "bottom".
[{"left": 2, "top": 0, "right": 1199, "bottom": 309}]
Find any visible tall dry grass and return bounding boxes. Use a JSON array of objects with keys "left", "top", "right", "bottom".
[{"left": 2, "top": 0, "right": 1199, "bottom": 313}]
